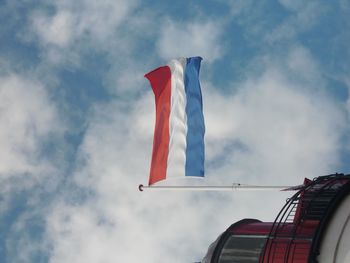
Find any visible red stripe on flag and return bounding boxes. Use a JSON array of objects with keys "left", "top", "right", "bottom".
[{"left": 144, "top": 66, "right": 172, "bottom": 185}]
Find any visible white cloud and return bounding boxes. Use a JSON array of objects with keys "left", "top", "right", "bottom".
[
  {"left": 4, "top": 209, "right": 51, "bottom": 262},
  {"left": 204, "top": 46, "right": 346, "bottom": 184},
  {"left": 205, "top": 69, "right": 344, "bottom": 185},
  {"left": 340, "top": 0, "right": 350, "bottom": 11},
  {"left": 157, "top": 20, "right": 224, "bottom": 62},
  {"left": 31, "top": 0, "right": 138, "bottom": 48},
  {"left": 32, "top": 10, "right": 73, "bottom": 48},
  {"left": 26, "top": 0, "right": 158, "bottom": 97},
  {"left": 225, "top": 0, "right": 253, "bottom": 16},
  {"left": 45, "top": 98, "right": 232, "bottom": 263},
  {"left": 44, "top": 46, "right": 347, "bottom": 262},
  {"left": 266, "top": 1, "right": 327, "bottom": 43},
  {"left": 0, "top": 70, "right": 65, "bottom": 223},
  {"left": 2, "top": 1, "right": 348, "bottom": 262},
  {"left": 0, "top": 69, "right": 65, "bottom": 251},
  {"left": 44, "top": 95, "right": 287, "bottom": 263},
  {"left": 286, "top": 46, "right": 321, "bottom": 84},
  {"left": 0, "top": 73, "right": 61, "bottom": 188},
  {"left": 28, "top": 0, "right": 139, "bottom": 66},
  {"left": 278, "top": 0, "right": 305, "bottom": 11},
  {"left": 103, "top": 59, "right": 150, "bottom": 96}
]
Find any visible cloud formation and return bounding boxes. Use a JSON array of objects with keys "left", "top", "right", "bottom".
[
  {"left": 207, "top": 73, "right": 343, "bottom": 183},
  {"left": 157, "top": 20, "right": 224, "bottom": 62},
  {"left": 0, "top": 1, "right": 349, "bottom": 262},
  {"left": 0, "top": 70, "right": 64, "bottom": 262},
  {"left": 44, "top": 45, "right": 347, "bottom": 263},
  {"left": 262, "top": 0, "right": 328, "bottom": 44},
  {"left": 0, "top": 73, "right": 61, "bottom": 183},
  {"left": 29, "top": 0, "right": 138, "bottom": 66}
]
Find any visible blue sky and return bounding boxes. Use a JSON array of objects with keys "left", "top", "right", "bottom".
[{"left": 0, "top": 0, "right": 350, "bottom": 262}]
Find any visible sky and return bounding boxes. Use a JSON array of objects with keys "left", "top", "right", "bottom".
[{"left": 0, "top": 0, "right": 350, "bottom": 262}]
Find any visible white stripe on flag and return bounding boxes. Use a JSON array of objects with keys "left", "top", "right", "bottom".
[{"left": 167, "top": 58, "right": 188, "bottom": 179}]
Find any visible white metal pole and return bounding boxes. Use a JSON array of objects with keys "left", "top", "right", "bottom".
[{"left": 138, "top": 184, "right": 293, "bottom": 192}]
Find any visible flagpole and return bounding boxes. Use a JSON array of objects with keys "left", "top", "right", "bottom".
[{"left": 138, "top": 184, "right": 294, "bottom": 192}]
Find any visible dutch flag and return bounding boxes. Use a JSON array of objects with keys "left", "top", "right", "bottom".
[{"left": 145, "top": 57, "right": 205, "bottom": 185}]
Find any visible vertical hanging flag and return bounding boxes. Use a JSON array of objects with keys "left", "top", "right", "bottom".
[{"left": 145, "top": 57, "right": 205, "bottom": 185}]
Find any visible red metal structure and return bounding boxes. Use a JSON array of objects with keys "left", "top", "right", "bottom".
[{"left": 202, "top": 173, "right": 350, "bottom": 263}]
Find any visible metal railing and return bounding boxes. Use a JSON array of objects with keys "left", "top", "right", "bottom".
[{"left": 260, "top": 173, "right": 350, "bottom": 263}]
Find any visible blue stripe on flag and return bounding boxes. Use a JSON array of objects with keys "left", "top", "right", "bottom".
[{"left": 184, "top": 57, "right": 205, "bottom": 177}]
